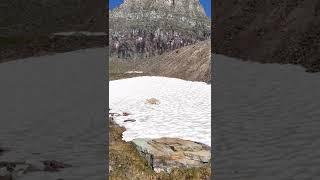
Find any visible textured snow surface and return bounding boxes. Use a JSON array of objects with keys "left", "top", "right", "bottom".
[{"left": 109, "top": 76, "right": 211, "bottom": 146}]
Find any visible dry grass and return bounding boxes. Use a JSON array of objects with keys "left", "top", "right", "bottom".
[
  {"left": 142, "top": 40, "right": 211, "bottom": 83},
  {"left": 109, "top": 119, "right": 211, "bottom": 180}
]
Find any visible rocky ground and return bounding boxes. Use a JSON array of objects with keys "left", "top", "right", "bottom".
[
  {"left": 0, "top": 0, "right": 106, "bottom": 37},
  {"left": 0, "top": 0, "right": 106, "bottom": 64},
  {"left": 0, "top": 33, "right": 106, "bottom": 63},
  {"left": 0, "top": 159, "right": 72, "bottom": 179},
  {"left": 214, "top": 0, "right": 320, "bottom": 72}
]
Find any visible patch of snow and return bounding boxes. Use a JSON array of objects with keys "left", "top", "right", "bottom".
[
  {"left": 109, "top": 76, "right": 211, "bottom": 146},
  {"left": 125, "top": 71, "right": 144, "bottom": 74}
]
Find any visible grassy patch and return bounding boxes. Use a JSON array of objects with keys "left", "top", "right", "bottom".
[{"left": 109, "top": 59, "right": 150, "bottom": 80}]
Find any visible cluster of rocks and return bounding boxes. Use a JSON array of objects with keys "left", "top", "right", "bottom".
[
  {"left": 0, "top": 160, "right": 71, "bottom": 179},
  {"left": 132, "top": 138, "right": 211, "bottom": 173},
  {"left": 109, "top": 0, "right": 210, "bottom": 59}
]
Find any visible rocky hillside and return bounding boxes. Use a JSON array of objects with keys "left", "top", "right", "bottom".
[
  {"left": 214, "top": 0, "right": 320, "bottom": 72},
  {"left": 109, "top": 0, "right": 211, "bottom": 59},
  {"left": 144, "top": 40, "right": 211, "bottom": 83},
  {"left": 0, "top": 0, "right": 106, "bottom": 37}
]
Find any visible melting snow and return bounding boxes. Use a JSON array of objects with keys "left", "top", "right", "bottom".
[{"left": 109, "top": 76, "right": 211, "bottom": 146}]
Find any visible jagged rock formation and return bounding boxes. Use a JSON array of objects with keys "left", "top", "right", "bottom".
[
  {"left": 109, "top": 0, "right": 211, "bottom": 59},
  {"left": 214, "top": 0, "right": 320, "bottom": 72},
  {"left": 0, "top": 0, "right": 106, "bottom": 37}
]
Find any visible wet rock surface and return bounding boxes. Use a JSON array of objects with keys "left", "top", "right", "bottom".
[{"left": 132, "top": 137, "right": 211, "bottom": 173}]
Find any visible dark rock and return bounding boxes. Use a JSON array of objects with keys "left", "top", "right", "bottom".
[
  {"left": 122, "top": 112, "right": 131, "bottom": 116},
  {"left": 214, "top": 0, "right": 320, "bottom": 72},
  {"left": 124, "top": 119, "right": 136, "bottom": 122},
  {"left": 0, "top": 33, "right": 106, "bottom": 63},
  {"left": 0, "top": 0, "right": 106, "bottom": 37},
  {"left": 42, "top": 160, "right": 72, "bottom": 172},
  {"left": 0, "top": 160, "right": 71, "bottom": 178}
]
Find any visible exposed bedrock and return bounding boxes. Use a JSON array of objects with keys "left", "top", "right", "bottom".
[
  {"left": 214, "top": 0, "right": 320, "bottom": 72},
  {"left": 109, "top": 0, "right": 211, "bottom": 59},
  {"left": 132, "top": 138, "right": 211, "bottom": 173}
]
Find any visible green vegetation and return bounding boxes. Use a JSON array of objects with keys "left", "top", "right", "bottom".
[{"left": 109, "top": 59, "right": 149, "bottom": 80}]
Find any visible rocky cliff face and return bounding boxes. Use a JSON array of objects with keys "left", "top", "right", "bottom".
[
  {"left": 109, "top": 0, "right": 211, "bottom": 59},
  {"left": 0, "top": 0, "right": 106, "bottom": 37},
  {"left": 214, "top": 0, "right": 320, "bottom": 72}
]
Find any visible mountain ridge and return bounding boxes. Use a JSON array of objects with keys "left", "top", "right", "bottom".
[{"left": 109, "top": 0, "right": 211, "bottom": 59}]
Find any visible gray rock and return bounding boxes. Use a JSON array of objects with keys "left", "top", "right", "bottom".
[
  {"left": 109, "top": 0, "right": 210, "bottom": 59},
  {"left": 132, "top": 137, "right": 211, "bottom": 173},
  {"left": 25, "top": 159, "right": 46, "bottom": 171},
  {"left": 0, "top": 167, "right": 10, "bottom": 177}
]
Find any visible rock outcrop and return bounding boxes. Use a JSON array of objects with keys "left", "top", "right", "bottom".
[
  {"left": 132, "top": 138, "right": 211, "bottom": 173},
  {"left": 214, "top": 0, "right": 320, "bottom": 72},
  {"left": 109, "top": 0, "right": 210, "bottom": 59},
  {"left": 0, "top": 160, "right": 71, "bottom": 179},
  {"left": 0, "top": 0, "right": 106, "bottom": 37}
]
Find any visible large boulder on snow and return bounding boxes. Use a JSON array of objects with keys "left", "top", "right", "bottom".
[{"left": 132, "top": 137, "right": 211, "bottom": 173}]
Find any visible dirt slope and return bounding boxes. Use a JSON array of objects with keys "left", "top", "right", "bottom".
[
  {"left": 145, "top": 40, "right": 211, "bottom": 83},
  {"left": 214, "top": 0, "right": 320, "bottom": 72}
]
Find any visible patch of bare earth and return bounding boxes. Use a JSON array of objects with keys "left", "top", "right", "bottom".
[{"left": 142, "top": 40, "right": 211, "bottom": 83}]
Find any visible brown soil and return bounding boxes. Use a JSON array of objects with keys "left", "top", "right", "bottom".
[{"left": 214, "top": 0, "right": 320, "bottom": 72}]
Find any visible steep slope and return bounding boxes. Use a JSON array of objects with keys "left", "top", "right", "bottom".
[
  {"left": 145, "top": 40, "right": 211, "bottom": 83},
  {"left": 214, "top": 0, "right": 320, "bottom": 72},
  {"left": 109, "top": 0, "right": 210, "bottom": 59},
  {"left": 0, "top": 0, "right": 106, "bottom": 37}
]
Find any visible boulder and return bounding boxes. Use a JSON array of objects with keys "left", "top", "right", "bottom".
[
  {"left": 132, "top": 137, "right": 211, "bottom": 173},
  {"left": 0, "top": 160, "right": 72, "bottom": 178},
  {"left": 145, "top": 98, "right": 160, "bottom": 105}
]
